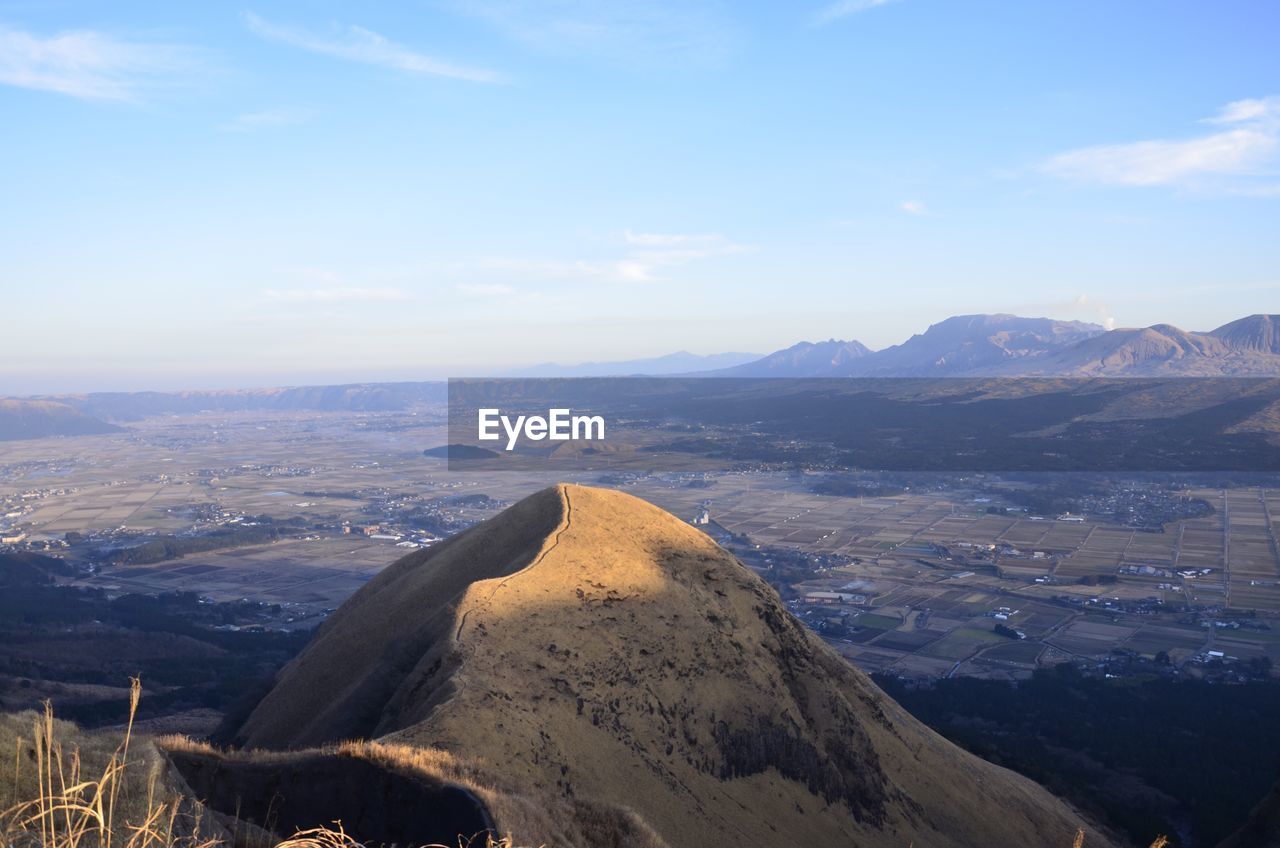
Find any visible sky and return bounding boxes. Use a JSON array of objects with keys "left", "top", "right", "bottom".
[{"left": 1, "top": 0, "right": 1279, "bottom": 393}]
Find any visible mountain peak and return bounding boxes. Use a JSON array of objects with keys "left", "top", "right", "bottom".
[
  {"left": 857, "top": 314, "right": 1105, "bottom": 375},
  {"left": 712, "top": 338, "right": 872, "bottom": 377},
  {"left": 238, "top": 484, "right": 1114, "bottom": 848},
  {"left": 1211, "top": 314, "right": 1280, "bottom": 354}
]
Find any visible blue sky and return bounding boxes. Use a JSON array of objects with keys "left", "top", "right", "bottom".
[{"left": 2, "top": 0, "right": 1278, "bottom": 392}]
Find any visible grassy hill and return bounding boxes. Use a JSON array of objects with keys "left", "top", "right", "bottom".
[{"left": 235, "top": 484, "right": 1121, "bottom": 848}]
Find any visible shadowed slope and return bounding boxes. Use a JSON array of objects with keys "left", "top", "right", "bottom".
[
  {"left": 241, "top": 484, "right": 1119, "bottom": 848},
  {"left": 1218, "top": 777, "right": 1280, "bottom": 848},
  {"left": 0, "top": 399, "right": 121, "bottom": 440},
  {"left": 167, "top": 745, "right": 494, "bottom": 846},
  {"left": 236, "top": 486, "right": 565, "bottom": 748}
]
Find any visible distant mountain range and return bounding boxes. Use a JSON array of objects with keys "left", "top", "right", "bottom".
[
  {"left": 486, "top": 313, "right": 1280, "bottom": 379},
  {"left": 4, "top": 314, "right": 1279, "bottom": 442},
  {"left": 709, "top": 313, "right": 1280, "bottom": 378}
]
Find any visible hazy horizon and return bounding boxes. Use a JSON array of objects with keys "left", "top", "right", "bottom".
[{"left": 5, "top": 307, "right": 1280, "bottom": 396}]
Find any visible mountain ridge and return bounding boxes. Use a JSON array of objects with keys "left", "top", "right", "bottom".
[
  {"left": 856, "top": 313, "right": 1105, "bottom": 375},
  {"left": 0, "top": 399, "right": 122, "bottom": 441},
  {"left": 1000, "top": 314, "right": 1280, "bottom": 376},
  {"left": 701, "top": 338, "right": 873, "bottom": 377},
  {"left": 711, "top": 313, "right": 1280, "bottom": 378}
]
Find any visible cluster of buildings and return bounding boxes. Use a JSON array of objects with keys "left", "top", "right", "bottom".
[{"left": 1119, "top": 563, "right": 1174, "bottom": 578}]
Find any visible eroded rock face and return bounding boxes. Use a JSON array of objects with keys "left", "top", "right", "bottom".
[{"left": 239, "top": 484, "right": 1119, "bottom": 848}]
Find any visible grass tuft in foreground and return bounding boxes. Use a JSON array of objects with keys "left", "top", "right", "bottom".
[
  {"left": 1, "top": 678, "right": 214, "bottom": 848},
  {"left": 0, "top": 679, "right": 523, "bottom": 848}
]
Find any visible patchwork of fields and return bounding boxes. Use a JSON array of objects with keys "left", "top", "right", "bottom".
[
  {"left": 2, "top": 413, "right": 1277, "bottom": 677},
  {"left": 628, "top": 478, "right": 1280, "bottom": 679}
]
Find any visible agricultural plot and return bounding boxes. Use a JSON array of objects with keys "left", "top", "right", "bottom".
[
  {"left": 1212, "top": 637, "right": 1271, "bottom": 661},
  {"left": 79, "top": 536, "right": 397, "bottom": 613},
  {"left": 835, "top": 646, "right": 907, "bottom": 673},
  {"left": 871, "top": 630, "right": 944, "bottom": 652},
  {"left": 1230, "top": 582, "right": 1280, "bottom": 610},
  {"left": 919, "top": 627, "right": 1008, "bottom": 661},
  {"left": 1053, "top": 554, "right": 1120, "bottom": 579},
  {"left": 980, "top": 639, "right": 1045, "bottom": 665},
  {"left": 1122, "top": 625, "right": 1208, "bottom": 656},
  {"left": 1051, "top": 620, "right": 1141, "bottom": 657},
  {"left": 888, "top": 653, "right": 956, "bottom": 678}
]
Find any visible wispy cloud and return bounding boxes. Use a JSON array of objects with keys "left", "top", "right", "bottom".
[
  {"left": 263, "top": 287, "right": 413, "bottom": 303},
  {"left": 1204, "top": 96, "right": 1280, "bottom": 125},
  {"left": 623, "top": 230, "right": 743, "bottom": 255},
  {"left": 1042, "top": 96, "right": 1280, "bottom": 191},
  {"left": 475, "top": 230, "right": 750, "bottom": 285},
  {"left": 453, "top": 1, "right": 734, "bottom": 68},
  {"left": 243, "top": 12, "right": 502, "bottom": 83},
  {"left": 0, "top": 24, "right": 200, "bottom": 101},
  {"left": 1070, "top": 294, "right": 1116, "bottom": 331},
  {"left": 621, "top": 230, "right": 750, "bottom": 280},
  {"left": 899, "top": 200, "right": 927, "bottom": 215},
  {"left": 813, "top": 0, "right": 900, "bottom": 26}
]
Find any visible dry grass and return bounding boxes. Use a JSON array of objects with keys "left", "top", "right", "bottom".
[
  {"left": 0, "top": 684, "right": 530, "bottom": 848},
  {"left": 276, "top": 824, "right": 517, "bottom": 848},
  {"left": 1073, "top": 829, "right": 1169, "bottom": 848},
  {"left": 0, "top": 679, "right": 214, "bottom": 848}
]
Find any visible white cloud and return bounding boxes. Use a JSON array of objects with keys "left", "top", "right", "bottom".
[
  {"left": 1042, "top": 96, "right": 1280, "bottom": 189},
  {"left": 1044, "top": 130, "right": 1275, "bottom": 186},
  {"left": 263, "top": 287, "right": 413, "bottom": 303},
  {"left": 453, "top": 1, "right": 734, "bottom": 68},
  {"left": 243, "top": 12, "right": 501, "bottom": 83},
  {"left": 1071, "top": 294, "right": 1116, "bottom": 331},
  {"left": 475, "top": 230, "right": 749, "bottom": 285},
  {"left": 813, "top": 0, "right": 900, "bottom": 26},
  {"left": 900, "top": 200, "right": 926, "bottom": 215},
  {"left": 1204, "top": 96, "right": 1280, "bottom": 125},
  {"left": 621, "top": 230, "right": 749, "bottom": 278},
  {"left": 0, "top": 24, "right": 199, "bottom": 101}
]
